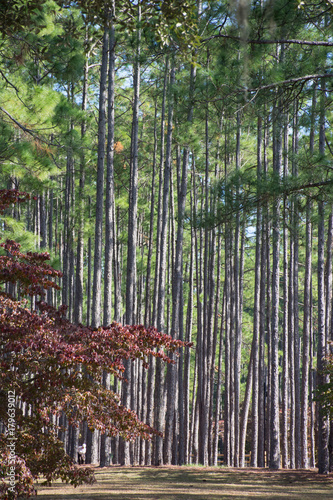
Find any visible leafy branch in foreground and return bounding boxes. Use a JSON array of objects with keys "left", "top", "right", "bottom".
[{"left": 0, "top": 190, "right": 191, "bottom": 499}]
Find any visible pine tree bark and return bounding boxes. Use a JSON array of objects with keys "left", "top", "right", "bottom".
[
  {"left": 144, "top": 101, "right": 158, "bottom": 328},
  {"left": 143, "top": 103, "right": 158, "bottom": 466},
  {"left": 86, "top": 197, "right": 92, "bottom": 325},
  {"left": 39, "top": 191, "right": 47, "bottom": 249},
  {"left": 87, "top": 24, "right": 109, "bottom": 466},
  {"left": 281, "top": 113, "right": 289, "bottom": 469},
  {"left": 165, "top": 61, "right": 193, "bottom": 464},
  {"left": 301, "top": 199, "right": 312, "bottom": 469},
  {"left": 125, "top": 12, "right": 140, "bottom": 326},
  {"left": 100, "top": 15, "right": 116, "bottom": 463},
  {"left": 122, "top": 6, "right": 141, "bottom": 465},
  {"left": 269, "top": 101, "right": 282, "bottom": 470},
  {"left": 258, "top": 115, "right": 269, "bottom": 467},
  {"left": 317, "top": 78, "right": 329, "bottom": 474},
  {"left": 233, "top": 111, "right": 242, "bottom": 468},
  {"left": 103, "top": 6, "right": 116, "bottom": 328},
  {"left": 62, "top": 154, "right": 72, "bottom": 313},
  {"left": 184, "top": 183, "right": 195, "bottom": 465},
  {"left": 152, "top": 59, "right": 168, "bottom": 324},
  {"left": 74, "top": 27, "right": 89, "bottom": 325},
  {"left": 47, "top": 189, "right": 53, "bottom": 305},
  {"left": 213, "top": 278, "right": 224, "bottom": 466},
  {"left": 251, "top": 113, "right": 262, "bottom": 467},
  {"left": 307, "top": 86, "right": 317, "bottom": 470},
  {"left": 317, "top": 200, "right": 329, "bottom": 474},
  {"left": 240, "top": 342, "right": 254, "bottom": 468},
  {"left": 224, "top": 125, "right": 232, "bottom": 467},
  {"left": 154, "top": 61, "right": 175, "bottom": 466},
  {"left": 91, "top": 26, "right": 109, "bottom": 328},
  {"left": 325, "top": 207, "right": 333, "bottom": 471},
  {"left": 292, "top": 104, "right": 301, "bottom": 469},
  {"left": 150, "top": 58, "right": 168, "bottom": 466}
]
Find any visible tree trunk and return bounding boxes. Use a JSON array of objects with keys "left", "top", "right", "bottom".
[
  {"left": 240, "top": 343, "right": 254, "bottom": 468},
  {"left": 87, "top": 24, "right": 109, "bottom": 467},
  {"left": 165, "top": 61, "right": 193, "bottom": 464},
  {"left": 269, "top": 101, "right": 282, "bottom": 470},
  {"left": 301, "top": 199, "right": 312, "bottom": 469},
  {"left": 224, "top": 123, "right": 232, "bottom": 467},
  {"left": 184, "top": 184, "right": 195, "bottom": 465},
  {"left": 86, "top": 197, "right": 92, "bottom": 325},
  {"left": 292, "top": 103, "right": 301, "bottom": 469},
  {"left": 91, "top": 26, "right": 109, "bottom": 328},
  {"left": 281, "top": 112, "right": 289, "bottom": 469},
  {"left": 154, "top": 61, "right": 174, "bottom": 466},
  {"left": 103, "top": 6, "right": 116, "bottom": 327},
  {"left": 251, "top": 113, "right": 262, "bottom": 467},
  {"left": 149, "top": 58, "right": 168, "bottom": 466},
  {"left": 74, "top": 28, "right": 88, "bottom": 325},
  {"left": 258, "top": 115, "right": 269, "bottom": 467},
  {"left": 122, "top": 6, "right": 141, "bottom": 465},
  {"left": 47, "top": 189, "right": 53, "bottom": 305},
  {"left": 317, "top": 78, "right": 329, "bottom": 474},
  {"left": 233, "top": 111, "right": 242, "bottom": 468}
]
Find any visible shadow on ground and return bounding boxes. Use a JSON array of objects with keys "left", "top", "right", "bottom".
[{"left": 36, "top": 466, "right": 333, "bottom": 500}]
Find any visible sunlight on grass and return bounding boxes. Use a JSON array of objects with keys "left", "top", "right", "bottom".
[{"left": 36, "top": 466, "right": 333, "bottom": 500}]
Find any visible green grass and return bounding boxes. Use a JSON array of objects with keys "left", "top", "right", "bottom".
[{"left": 36, "top": 466, "right": 333, "bottom": 500}]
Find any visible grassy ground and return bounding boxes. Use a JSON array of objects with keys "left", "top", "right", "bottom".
[{"left": 36, "top": 466, "right": 333, "bottom": 500}]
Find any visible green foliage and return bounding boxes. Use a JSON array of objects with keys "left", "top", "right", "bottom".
[{"left": 0, "top": 0, "right": 47, "bottom": 34}]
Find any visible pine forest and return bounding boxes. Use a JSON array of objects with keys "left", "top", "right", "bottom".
[{"left": 1, "top": 0, "right": 333, "bottom": 490}]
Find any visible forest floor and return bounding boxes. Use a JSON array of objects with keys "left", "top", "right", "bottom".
[{"left": 35, "top": 466, "right": 333, "bottom": 500}]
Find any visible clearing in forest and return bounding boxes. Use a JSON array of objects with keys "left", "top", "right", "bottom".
[{"left": 36, "top": 466, "right": 333, "bottom": 499}]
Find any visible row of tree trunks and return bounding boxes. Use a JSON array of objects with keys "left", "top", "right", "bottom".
[{"left": 31, "top": 49, "right": 332, "bottom": 473}]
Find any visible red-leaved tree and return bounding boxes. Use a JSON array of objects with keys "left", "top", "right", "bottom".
[{"left": 0, "top": 190, "right": 190, "bottom": 499}]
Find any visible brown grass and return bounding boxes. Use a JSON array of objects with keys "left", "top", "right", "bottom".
[{"left": 36, "top": 466, "right": 333, "bottom": 500}]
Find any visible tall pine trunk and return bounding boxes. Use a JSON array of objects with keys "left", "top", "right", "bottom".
[
  {"left": 122, "top": 5, "right": 141, "bottom": 466},
  {"left": 269, "top": 100, "right": 282, "bottom": 470},
  {"left": 301, "top": 199, "right": 312, "bottom": 469},
  {"left": 154, "top": 61, "right": 175, "bottom": 465},
  {"left": 251, "top": 113, "right": 262, "bottom": 467},
  {"left": 91, "top": 26, "right": 109, "bottom": 328},
  {"left": 74, "top": 27, "right": 89, "bottom": 325},
  {"left": 317, "top": 78, "right": 329, "bottom": 474},
  {"left": 103, "top": 5, "right": 116, "bottom": 328}
]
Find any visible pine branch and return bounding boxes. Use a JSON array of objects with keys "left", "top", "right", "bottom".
[
  {"left": 0, "top": 106, "right": 36, "bottom": 137},
  {"left": 0, "top": 106, "right": 63, "bottom": 169},
  {"left": 202, "top": 34, "right": 333, "bottom": 47},
  {"left": 0, "top": 69, "right": 20, "bottom": 93},
  {"left": 246, "top": 74, "right": 333, "bottom": 92}
]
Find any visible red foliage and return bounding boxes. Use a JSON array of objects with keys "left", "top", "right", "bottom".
[
  {"left": 0, "top": 239, "right": 62, "bottom": 297},
  {"left": 0, "top": 189, "right": 30, "bottom": 214},
  {"left": 0, "top": 190, "right": 191, "bottom": 498}
]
